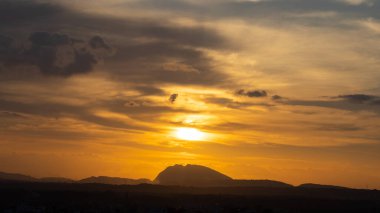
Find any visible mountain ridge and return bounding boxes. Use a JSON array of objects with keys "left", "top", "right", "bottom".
[
  {"left": 154, "top": 164, "right": 232, "bottom": 186},
  {"left": 0, "top": 164, "right": 349, "bottom": 189},
  {"left": 79, "top": 176, "right": 151, "bottom": 185}
]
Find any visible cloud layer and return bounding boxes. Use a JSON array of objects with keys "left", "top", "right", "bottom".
[{"left": 0, "top": 32, "right": 112, "bottom": 77}]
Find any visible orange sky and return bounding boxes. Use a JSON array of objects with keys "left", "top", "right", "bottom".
[{"left": 1, "top": 0, "right": 380, "bottom": 189}]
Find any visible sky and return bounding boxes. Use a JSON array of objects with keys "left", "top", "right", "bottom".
[{"left": 1, "top": 0, "right": 380, "bottom": 189}]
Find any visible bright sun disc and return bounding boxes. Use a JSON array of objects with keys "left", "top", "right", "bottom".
[{"left": 174, "top": 127, "right": 205, "bottom": 141}]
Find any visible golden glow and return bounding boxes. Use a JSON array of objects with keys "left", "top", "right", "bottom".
[{"left": 174, "top": 127, "right": 205, "bottom": 141}]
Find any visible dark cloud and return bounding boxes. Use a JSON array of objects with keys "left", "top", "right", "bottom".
[
  {"left": 337, "top": 94, "right": 378, "bottom": 103},
  {"left": 169, "top": 94, "right": 178, "bottom": 103},
  {"left": 236, "top": 89, "right": 268, "bottom": 98},
  {"left": 89, "top": 36, "right": 111, "bottom": 50},
  {"left": 272, "top": 95, "right": 283, "bottom": 100},
  {"left": 122, "top": 0, "right": 380, "bottom": 24},
  {"left": 0, "top": 88, "right": 199, "bottom": 131},
  {"left": 27, "top": 32, "right": 96, "bottom": 76},
  {"left": 0, "top": 111, "right": 26, "bottom": 118},
  {"left": 100, "top": 98, "right": 198, "bottom": 123},
  {"left": 133, "top": 86, "right": 165, "bottom": 96},
  {"left": 0, "top": 97, "right": 165, "bottom": 132},
  {"left": 0, "top": 35, "right": 13, "bottom": 49},
  {"left": 0, "top": 0, "right": 231, "bottom": 86},
  {"left": 204, "top": 96, "right": 273, "bottom": 109},
  {"left": 205, "top": 97, "right": 247, "bottom": 109},
  {"left": 0, "top": 35, "right": 15, "bottom": 60},
  {"left": 0, "top": 0, "right": 63, "bottom": 27},
  {"left": 285, "top": 93, "right": 380, "bottom": 114},
  {"left": 0, "top": 0, "right": 227, "bottom": 49},
  {"left": 29, "top": 32, "right": 71, "bottom": 46},
  {"left": 0, "top": 0, "right": 231, "bottom": 133},
  {"left": 107, "top": 41, "right": 228, "bottom": 86},
  {"left": 0, "top": 32, "right": 113, "bottom": 77},
  {"left": 370, "top": 99, "right": 380, "bottom": 105}
]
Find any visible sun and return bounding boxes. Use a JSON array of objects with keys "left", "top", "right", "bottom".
[{"left": 174, "top": 127, "right": 205, "bottom": 141}]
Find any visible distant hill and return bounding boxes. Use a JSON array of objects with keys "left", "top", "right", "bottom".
[
  {"left": 298, "top": 183, "right": 349, "bottom": 189},
  {"left": 0, "top": 171, "right": 37, "bottom": 182},
  {"left": 154, "top": 164, "right": 232, "bottom": 186},
  {"left": 224, "top": 179, "right": 293, "bottom": 188},
  {"left": 79, "top": 176, "right": 151, "bottom": 185},
  {"left": 0, "top": 171, "right": 150, "bottom": 185},
  {"left": 154, "top": 164, "right": 292, "bottom": 187},
  {"left": 0, "top": 166, "right": 354, "bottom": 189},
  {"left": 39, "top": 177, "right": 75, "bottom": 183}
]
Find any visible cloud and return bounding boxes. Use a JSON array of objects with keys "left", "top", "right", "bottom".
[
  {"left": 337, "top": 0, "right": 374, "bottom": 6},
  {"left": 0, "top": 0, "right": 62, "bottom": 27},
  {"left": 204, "top": 97, "right": 249, "bottom": 109},
  {"left": 336, "top": 94, "right": 378, "bottom": 103},
  {"left": 0, "top": 35, "right": 15, "bottom": 66},
  {"left": 272, "top": 95, "right": 283, "bottom": 100},
  {"left": 133, "top": 86, "right": 165, "bottom": 96},
  {"left": 285, "top": 93, "right": 380, "bottom": 114},
  {"left": 314, "top": 123, "right": 363, "bottom": 131},
  {"left": 204, "top": 96, "right": 273, "bottom": 109},
  {"left": 169, "top": 93, "right": 178, "bottom": 103},
  {"left": 0, "top": 32, "right": 113, "bottom": 77},
  {"left": 119, "top": 0, "right": 380, "bottom": 24},
  {"left": 0, "top": 97, "right": 183, "bottom": 132},
  {"left": 236, "top": 89, "right": 268, "bottom": 98},
  {"left": 0, "top": 35, "right": 12, "bottom": 49},
  {"left": 89, "top": 36, "right": 111, "bottom": 50},
  {"left": 0, "top": 111, "right": 26, "bottom": 118},
  {"left": 0, "top": 0, "right": 231, "bottom": 86}
]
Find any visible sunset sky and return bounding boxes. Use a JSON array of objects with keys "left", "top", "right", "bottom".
[{"left": 1, "top": 0, "right": 380, "bottom": 189}]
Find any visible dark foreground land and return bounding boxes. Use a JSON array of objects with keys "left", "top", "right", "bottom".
[{"left": 1, "top": 181, "right": 380, "bottom": 213}]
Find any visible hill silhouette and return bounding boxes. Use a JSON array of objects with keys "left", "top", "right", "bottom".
[
  {"left": 39, "top": 177, "right": 75, "bottom": 183},
  {"left": 0, "top": 172, "right": 148, "bottom": 185},
  {"left": 155, "top": 164, "right": 292, "bottom": 187},
  {"left": 154, "top": 164, "right": 232, "bottom": 186},
  {"left": 222, "top": 179, "right": 293, "bottom": 188},
  {"left": 0, "top": 171, "right": 37, "bottom": 182},
  {"left": 0, "top": 164, "right": 358, "bottom": 189},
  {"left": 79, "top": 176, "right": 151, "bottom": 185},
  {"left": 298, "top": 183, "right": 348, "bottom": 189}
]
